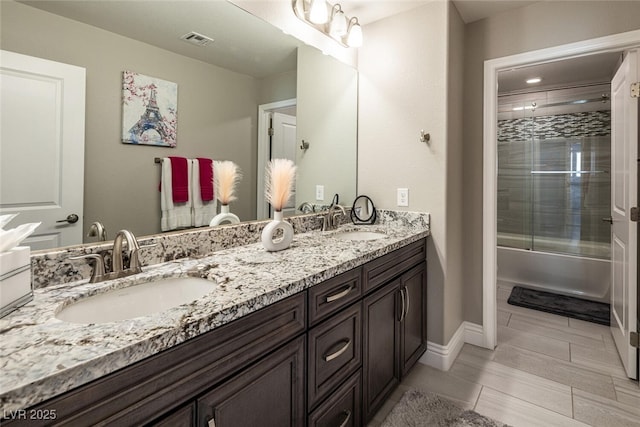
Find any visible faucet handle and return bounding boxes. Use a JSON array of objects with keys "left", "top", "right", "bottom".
[
  {"left": 129, "top": 243, "right": 157, "bottom": 272},
  {"left": 69, "top": 253, "right": 106, "bottom": 283}
]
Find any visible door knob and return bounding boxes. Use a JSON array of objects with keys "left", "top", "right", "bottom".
[
  {"left": 601, "top": 216, "right": 613, "bottom": 224},
  {"left": 57, "top": 214, "right": 79, "bottom": 224}
]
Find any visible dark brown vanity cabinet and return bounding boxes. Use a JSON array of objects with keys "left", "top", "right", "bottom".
[
  {"left": 310, "top": 239, "right": 427, "bottom": 426},
  {"left": 4, "top": 238, "right": 427, "bottom": 427},
  {"left": 362, "top": 240, "right": 427, "bottom": 422}
]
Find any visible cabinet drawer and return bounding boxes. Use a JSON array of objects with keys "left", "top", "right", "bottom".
[
  {"left": 308, "top": 303, "right": 362, "bottom": 409},
  {"left": 362, "top": 239, "right": 426, "bottom": 294},
  {"left": 308, "top": 268, "right": 362, "bottom": 326},
  {"left": 308, "top": 370, "right": 361, "bottom": 427}
]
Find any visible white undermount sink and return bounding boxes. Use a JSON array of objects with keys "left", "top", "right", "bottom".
[
  {"left": 332, "top": 230, "right": 387, "bottom": 241},
  {"left": 55, "top": 277, "right": 216, "bottom": 324}
]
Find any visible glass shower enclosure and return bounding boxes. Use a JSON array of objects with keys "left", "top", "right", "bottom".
[{"left": 497, "top": 84, "right": 612, "bottom": 260}]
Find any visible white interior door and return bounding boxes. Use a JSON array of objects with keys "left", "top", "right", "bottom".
[
  {"left": 0, "top": 50, "right": 86, "bottom": 250},
  {"left": 610, "top": 49, "right": 638, "bottom": 380},
  {"left": 271, "top": 112, "right": 297, "bottom": 217}
]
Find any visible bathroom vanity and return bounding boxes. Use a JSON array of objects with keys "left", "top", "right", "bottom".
[{"left": 0, "top": 211, "right": 429, "bottom": 426}]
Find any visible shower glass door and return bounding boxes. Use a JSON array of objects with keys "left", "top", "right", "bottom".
[
  {"left": 497, "top": 105, "right": 534, "bottom": 251},
  {"left": 497, "top": 85, "right": 612, "bottom": 260}
]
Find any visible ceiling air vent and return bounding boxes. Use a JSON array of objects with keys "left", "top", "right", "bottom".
[{"left": 180, "top": 31, "right": 214, "bottom": 47}]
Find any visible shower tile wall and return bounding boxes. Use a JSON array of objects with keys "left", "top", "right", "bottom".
[
  {"left": 498, "top": 110, "right": 611, "bottom": 259},
  {"left": 498, "top": 111, "right": 611, "bottom": 142}
]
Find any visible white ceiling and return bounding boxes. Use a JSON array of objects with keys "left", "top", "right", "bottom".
[
  {"left": 18, "top": 0, "right": 621, "bottom": 91},
  {"left": 339, "top": 0, "right": 538, "bottom": 25},
  {"left": 19, "top": 0, "right": 302, "bottom": 79},
  {"left": 17, "top": 0, "right": 539, "bottom": 79},
  {"left": 498, "top": 51, "right": 622, "bottom": 94}
]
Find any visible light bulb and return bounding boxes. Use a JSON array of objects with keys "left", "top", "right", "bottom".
[
  {"left": 329, "top": 7, "right": 348, "bottom": 38},
  {"left": 309, "top": 0, "right": 329, "bottom": 24},
  {"left": 346, "top": 18, "right": 362, "bottom": 47}
]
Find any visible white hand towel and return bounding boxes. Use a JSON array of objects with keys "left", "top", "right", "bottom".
[
  {"left": 160, "top": 158, "right": 193, "bottom": 231},
  {"left": 191, "top": 159, "right": 217, "bottom": 227}
]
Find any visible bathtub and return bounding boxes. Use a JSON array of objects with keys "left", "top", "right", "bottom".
[{"left": 497, "top": 245, "right": 611, "bottom": 303}]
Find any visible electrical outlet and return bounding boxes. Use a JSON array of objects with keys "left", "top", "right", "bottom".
[
  {"left": 397, "top": 188, "right": 409, "bottom": 207},
  {"left": 315, "top": 185, "right": 324, "bottom": 201}
]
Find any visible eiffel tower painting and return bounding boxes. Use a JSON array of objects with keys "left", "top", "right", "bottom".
[{"left": 122, "top": 71, "right": 177, "bottom": 147}]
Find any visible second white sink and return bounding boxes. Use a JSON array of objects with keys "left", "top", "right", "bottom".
[{"left": 56, "top": 277, "right": 216, "bottom": 324}]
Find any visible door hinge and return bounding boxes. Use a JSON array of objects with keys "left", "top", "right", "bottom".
[
  {"left": 631, "top": 207, "right": 639, "bottom": 222},
  {"left": 631, "top": 331, "right": 639, "bottom": 348},
  {"left": 268, "top": 126, "right": 274, "bottom": 136},
  {"left": 632, "top": 82, "right": 640, "bottom": 98}
]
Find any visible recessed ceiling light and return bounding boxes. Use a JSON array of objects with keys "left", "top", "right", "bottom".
[{"left": 526, "top": 77, "right": 542, "bottom": 84}]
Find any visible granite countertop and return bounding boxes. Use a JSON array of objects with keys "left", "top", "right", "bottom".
[{"left": 0, "top": 217, "right": 429, "bottom": 412}]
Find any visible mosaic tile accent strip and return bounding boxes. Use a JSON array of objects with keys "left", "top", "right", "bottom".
[{"left": 498, "top": 110, "right": 610, "bottom": 142}]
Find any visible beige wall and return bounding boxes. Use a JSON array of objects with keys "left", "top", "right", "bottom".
[
  {"left": 462, "top": 1, "right": 640, "bottom": 325},
  {"left": 1, "top": 1, "right": 295, "bottom": 239},
  {"left": 358, "top": 1, "right": 465, "bottom": 345},
  {"left": 296, "top": 46, "right": 358, "bottom": 208},
  {"left": 445, "top": 2, "right": 466, "bottom": 344}
]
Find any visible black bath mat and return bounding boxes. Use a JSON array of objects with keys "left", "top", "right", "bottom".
[{"left": 507, "top": 286, "right": 610, "bottom": 326}]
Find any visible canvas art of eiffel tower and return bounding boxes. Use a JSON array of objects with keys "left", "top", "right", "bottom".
[{"left": 122, "top": 71, "right": 177, "bottom": 147}]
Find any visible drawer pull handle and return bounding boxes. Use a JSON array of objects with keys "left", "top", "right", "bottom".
[
  {"left": 338, "top": 410, "right": 352, "bottom": 427},
  {"left": 323, "top": 338, "right": 351, "bottom": 362},
  {"left": 325, "top": 285, "right": 352, "bottom": 303}
]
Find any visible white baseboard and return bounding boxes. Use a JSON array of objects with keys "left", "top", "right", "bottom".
[{"left": 419, "top": 321, "right": 483, "bottom": 371}]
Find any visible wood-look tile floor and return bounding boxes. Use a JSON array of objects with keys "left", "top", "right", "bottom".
[{"left": 368, "top": 282, "right": 640, "bottom": 427}]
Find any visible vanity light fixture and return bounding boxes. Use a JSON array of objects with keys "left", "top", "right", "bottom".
[
  {"left": 526, "top": 77, "right": 542, "bottom": 84},
  {"left": 346, "top": 17, "right": 362, "bottom": 47},
  {"left": 293, "top": 0, "right": 363, "bottom": 48},
  {"left": 329, "top": 4, "right": 348, "bottom": 39},
  {"left": 309, "top": 0, "right": 329, "bottom": 24}
]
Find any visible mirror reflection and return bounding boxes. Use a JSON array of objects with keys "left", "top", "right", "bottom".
[{"left": 0, "top": 0, "right": 357, "bottom": 250}]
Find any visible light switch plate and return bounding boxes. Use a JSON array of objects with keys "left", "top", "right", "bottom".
[
  {"left": 316, "top": 185, "right": 324, "bottom": 201},
  {"left": 397, "top": 188, "right": 409, "bottom": 206}
]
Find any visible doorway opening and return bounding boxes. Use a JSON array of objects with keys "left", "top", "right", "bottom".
[
  {"left": 482, "top": 30, "right": 640, "bottom": 379},
  {"left": 257, "top": 99, "right": 297, "bottom": 220}
]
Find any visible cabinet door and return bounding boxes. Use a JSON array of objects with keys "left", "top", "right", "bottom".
[
  {"left": 197, "top": 337, "right": 305, "bottom": 427},
  {"left": 146, "top": 402, "right": 195, "bottom": 427},
  {"left": 400, "top": 262, "right": 427, "bottom": 377},
  {"left": 362, "top": 279, "right": 401, "bottom": 422}
]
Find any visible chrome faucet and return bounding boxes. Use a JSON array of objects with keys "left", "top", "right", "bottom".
[
  {"left": 87, "top": 221, "right": 107, "bottom": 241},
  {"left": 112, "top": 229, "right": 142, "bottom": 276},
  {"left": 322, "top": 204, "right": 346, "bottom": 231},
  {"left": 70, "top": 229, "right": 146, "bottom": 283},
  {"left": 298, "top": 201, "right": 314, "bottom": 214}
]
